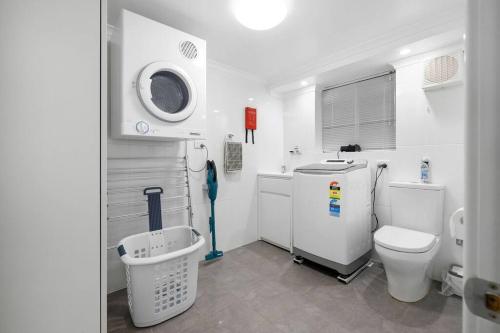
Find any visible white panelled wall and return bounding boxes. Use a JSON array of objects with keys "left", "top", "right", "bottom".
[
  {"left": 283, "top": 46, "right": 465, "bottom": 281},
  {"left": 108, "top": 62, "right": 284, "bottom": 292}
]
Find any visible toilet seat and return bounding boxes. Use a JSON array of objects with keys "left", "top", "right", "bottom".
[{"left": 374, "top": 226, "right": 437, "bottom": 253}]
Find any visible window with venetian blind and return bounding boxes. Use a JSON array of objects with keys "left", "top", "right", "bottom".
[{"left": 321, "top": 72, "right": 396, "bottom": 152}]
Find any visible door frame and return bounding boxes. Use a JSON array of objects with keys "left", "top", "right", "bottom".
[
  {"left": 100, "top": 0, "right": 108, "bottom": 331},
  {"left": 464, "top": 0, "right": 500, "bottom": 332}
]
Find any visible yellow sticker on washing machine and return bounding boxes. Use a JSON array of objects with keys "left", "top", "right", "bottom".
[
  {"left": 329, "top": 181, "right": 341, "bottom": 199},
  {"left": 329, "top": 181, "right": 341, "bottom": 217}
]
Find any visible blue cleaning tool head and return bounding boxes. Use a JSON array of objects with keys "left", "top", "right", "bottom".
[{"left": 205, "top": 250, "right": 223, "bottom": 261}]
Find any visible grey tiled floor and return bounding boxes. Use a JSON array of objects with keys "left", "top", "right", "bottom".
[{"left": 108, "top": 241, "right": 462, "bottom": 333}]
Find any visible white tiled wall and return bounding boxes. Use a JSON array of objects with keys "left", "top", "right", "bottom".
[
  {"left": 107, "top": 63, "right": 284, "bottom": 292},
  {"left": 282, "top": 46, "right": 465, "bottom": 280},
  {"left": 108, "top": 44, "right": 464, "bottom": 290}
]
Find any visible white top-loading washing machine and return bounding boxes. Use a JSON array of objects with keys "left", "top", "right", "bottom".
[
  {"left": 293, "top": 159, "right": 372, "bottom": 276},
  {"left": 111, "top": 10, "right": 206, "bottom": 140}
]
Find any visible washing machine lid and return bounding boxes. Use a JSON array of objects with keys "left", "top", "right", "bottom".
[
  {"left": 294, "top": 159, "right": 367, "bottom": 174},
  {"left": 374, "top": 226, "right": 437, "bottom": 253},
  {"left": 137, "top": 61, "right": 198, "bottom": 122}
]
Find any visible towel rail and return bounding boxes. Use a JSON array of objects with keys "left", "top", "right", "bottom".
[
  {"left": 107, "top": 206, "right": 189, "bottom": 222},
  {"left": 107, "top": 183, "right": 188, "bottom": 194},
  {"left": 108, "top": 175, "right": 187, "bottom": 182},
  {"left": 107, "top": 195, "right": 188, "bottom": 207},
  {"left": 108, "top": 166, "right": 186, "bottom": 174},
  {"left": 108, "top": 156, "right": 184, "bottom": 160}
]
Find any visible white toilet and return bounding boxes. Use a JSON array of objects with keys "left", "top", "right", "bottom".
[{"left": 374, "top": 181, "right": 445, "bottom": 302}]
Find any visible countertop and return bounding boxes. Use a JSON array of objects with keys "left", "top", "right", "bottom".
[{"left": 257, "top": 171, "right": 293, "bottom": 179}]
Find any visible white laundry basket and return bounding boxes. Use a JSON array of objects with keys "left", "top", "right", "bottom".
[{"left": 118, "top": 226, "right": 205, "bottom": 327}]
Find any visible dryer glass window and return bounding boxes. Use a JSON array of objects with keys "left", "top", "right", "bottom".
[{"left": 150, "top": 71, "right": 190, "bottom": 114}]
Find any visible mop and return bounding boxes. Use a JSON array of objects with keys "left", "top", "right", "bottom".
[{"left": 205, "top": 160, "right": 223, "bottom": 260}]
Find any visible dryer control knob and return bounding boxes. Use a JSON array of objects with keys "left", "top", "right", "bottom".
[{"left": 135, "top": 121, "right": 150, "bottom": 134}]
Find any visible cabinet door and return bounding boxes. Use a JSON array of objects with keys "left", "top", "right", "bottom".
[{"left": 259, "top": 191, "right": 291, "bottom": 250}]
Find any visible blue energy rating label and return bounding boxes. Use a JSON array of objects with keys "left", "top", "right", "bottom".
[{"left": 329, "top": 181, "right": 341, "bottom": 217}]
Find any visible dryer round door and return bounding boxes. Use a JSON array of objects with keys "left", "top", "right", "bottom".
[{"left": 137, "top": 61, "right": 198, "bottom": 122}]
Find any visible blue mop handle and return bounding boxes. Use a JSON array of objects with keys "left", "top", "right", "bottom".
[{"left": 210, "top": 199, "right": 217, "bottom": 252}]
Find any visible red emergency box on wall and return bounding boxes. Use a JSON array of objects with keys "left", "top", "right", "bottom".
[{"left": 245, "top": 107, "right": 256, "bottom": 144}]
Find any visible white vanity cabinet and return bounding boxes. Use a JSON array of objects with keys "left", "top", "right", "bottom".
[{"left": 258, "top": 173, "right": 293, "bottom": 251}]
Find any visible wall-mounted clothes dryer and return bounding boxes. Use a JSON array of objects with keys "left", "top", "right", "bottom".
[{"left": 111, "top": 10, "right": 206, "bottom": 140}]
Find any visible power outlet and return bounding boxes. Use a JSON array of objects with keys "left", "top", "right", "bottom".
[
  {"left": 193, "top": 140, "right": 206, "bottom": 149},
  {"left": 377, "top": 160, "right": 389, "bottom": 168}
]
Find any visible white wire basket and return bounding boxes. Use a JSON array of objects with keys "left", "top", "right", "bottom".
[{"left": 118, "top": 226, "right": 205, "bottom": 327}]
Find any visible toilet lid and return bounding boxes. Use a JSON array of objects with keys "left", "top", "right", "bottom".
[{"left": 374, "top": 226, "right": 437, "bottom": 253}]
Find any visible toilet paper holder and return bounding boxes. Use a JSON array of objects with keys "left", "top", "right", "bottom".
[{"left": 449, "top": 207, "right": 464, "bottom": 246}]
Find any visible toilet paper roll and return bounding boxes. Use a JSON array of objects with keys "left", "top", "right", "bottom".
[{"left": 449, "top": 207, "right": 464, "bottom": 244}]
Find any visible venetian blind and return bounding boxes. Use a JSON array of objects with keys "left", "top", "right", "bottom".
[{"left": 322, "top": 72, "right": 396, "bottom": 152}]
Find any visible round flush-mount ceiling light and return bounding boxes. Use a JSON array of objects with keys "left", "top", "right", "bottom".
[{"left": 232, "top": 0, "right": 288, "bottom": 31}]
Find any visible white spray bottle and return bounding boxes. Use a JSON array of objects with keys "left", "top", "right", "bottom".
[{"left": 420, "top": 157, "right": 431, "bottom": 183}]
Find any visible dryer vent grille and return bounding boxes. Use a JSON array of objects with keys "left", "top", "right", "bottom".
[
  {"left": 424, "top": 55, "right": 459, "bottom": 84},
  {"left": 179, "top": 41, "right": 198, "bottom": 60}
]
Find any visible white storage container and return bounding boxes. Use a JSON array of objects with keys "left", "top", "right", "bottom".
[{"left": 118, "top": 226, "right": 205, "bottom": 327}]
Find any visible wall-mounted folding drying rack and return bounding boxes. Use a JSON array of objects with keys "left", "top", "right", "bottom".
[{"left": 106, "top": 148, "right": 194, "bottom": 252}]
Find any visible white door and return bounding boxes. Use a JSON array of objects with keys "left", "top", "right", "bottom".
[
  {"left": 464, "top": 0, "right": 500, "bottom": 332},
  {"left": 0, "top": 1, "right": 101, "bottom": 332}
]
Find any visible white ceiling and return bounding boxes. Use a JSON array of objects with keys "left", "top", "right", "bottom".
[{"left": 108, "top": 0, "right": 465, "bottom": 87}]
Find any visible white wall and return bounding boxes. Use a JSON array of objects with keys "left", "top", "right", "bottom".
[
  {"left": 282, "top": 46, "right": 465, "bottom": 280},
  {"left": 189, "top": 63, "right": 284, "bottom": 251},
  {"left": 107, "top": 62, "right": 283, "bottom": 292},
  {"left": 283, "top": 86, "right": 320, "bottom": 164},
  {"left": 0, "top": 1, "right": 101, "bottom": 332}
]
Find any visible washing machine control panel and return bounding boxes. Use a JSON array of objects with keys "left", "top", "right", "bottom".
[{"left": 135, "top": 121, "right": 150, "bottom": 134}]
